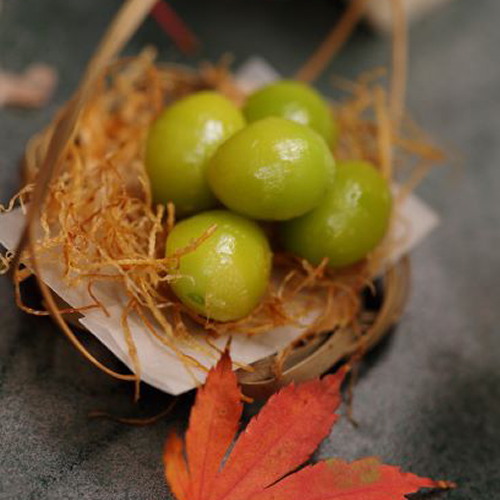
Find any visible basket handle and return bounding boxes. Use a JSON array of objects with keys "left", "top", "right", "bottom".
[{"left": 13, "top": 0, "right": 158, "bottom": 385}]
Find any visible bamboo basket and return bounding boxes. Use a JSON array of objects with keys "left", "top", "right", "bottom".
[{"left": 11, "top": 0, "right": 424, "bottom": 399}]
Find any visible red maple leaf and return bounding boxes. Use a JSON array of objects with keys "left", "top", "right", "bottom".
[{"left": 164, "top": 352, "right": 454, "bottom": 500}]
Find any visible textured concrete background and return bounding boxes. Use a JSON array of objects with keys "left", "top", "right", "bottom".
[{"left": 1, "top": 0, "right": 499, "bottom": 498}]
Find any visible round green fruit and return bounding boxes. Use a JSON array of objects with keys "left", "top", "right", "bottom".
[
  {"left": 281, "top": 160, "right": 392, "bottom": 268},
  {"left": 243, "top": 80, "right": 337, "bottom": 146},
  {"left": 145, "top": 91, "right": 245, "bottom": 216},
  {"left": 166, "top": 210, "right": 271, "bottom": 321},
  {"left": 207, "top": 117, "right": 335, "bottom": 221}
]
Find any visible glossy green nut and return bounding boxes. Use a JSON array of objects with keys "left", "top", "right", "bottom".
[
  {"left": 145, "top": 91, "right": 245, "bottom": 216},
  {"left": 166, "top": 210, "right": 272, "bottom": 322},
  {"left": 207, "top": 117, "right": 335, "bottom": 221},
  {"left": 281, "top": 160, "right": 392, "bottom": 269},
  {"left": 243, "top": 80, "right": 337, "bottom": 146}
]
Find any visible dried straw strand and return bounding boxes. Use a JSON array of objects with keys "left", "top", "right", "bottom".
[
  {"left": 389, "top": 0, "right": 408, "bottom": 126},
  {"left": 295, "top": 0, "right": 370, "bottom": 83}
]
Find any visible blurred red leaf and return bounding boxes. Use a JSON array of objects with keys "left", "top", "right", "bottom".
[
  {"left": 151, "top": 1, "right": 199, "bottom": 55},
  {"left": 163, "top": 433, "right": 189, "bottom": 500}
]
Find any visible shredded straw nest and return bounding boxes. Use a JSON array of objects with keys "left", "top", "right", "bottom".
[{"left": 0, "top": 0, "right": 445, "bottom": 397}]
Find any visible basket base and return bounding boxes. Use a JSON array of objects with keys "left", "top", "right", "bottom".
[
  {"left": 238, "top": 256, "right": 411, "bottom": 399},
  {"left": 35, "top": 256, "right": 411, "bottom": 399}
]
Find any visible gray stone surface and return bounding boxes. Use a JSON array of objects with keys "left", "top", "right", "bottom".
[{"left": 1, "top": 0, "right": 499, "bottom": 498}]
